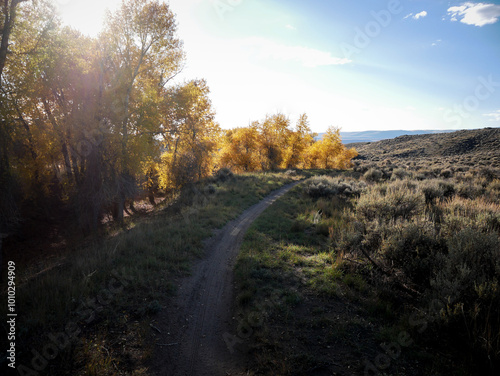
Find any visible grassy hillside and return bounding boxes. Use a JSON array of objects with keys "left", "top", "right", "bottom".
[{"left": 350, "top": 127, "right": 500, "bottom": 167}]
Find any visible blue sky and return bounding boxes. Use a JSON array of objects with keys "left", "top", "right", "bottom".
[{"left": 57, "top": 0, "right": 500, "bottom": 132}]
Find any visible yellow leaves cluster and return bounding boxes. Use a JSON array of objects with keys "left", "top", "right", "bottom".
[{"left": 219, "top": 114, "right": 358, "bottom": 172}]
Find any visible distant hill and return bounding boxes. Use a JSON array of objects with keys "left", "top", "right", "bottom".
[
  {"left": 350, "top": 127, "right": 500, "bottom": 165},
  {"left": 333, "top": 129, "right": 455, "bottom": 144}
]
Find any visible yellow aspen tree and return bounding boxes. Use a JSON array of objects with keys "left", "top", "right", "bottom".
[{"left": 219, "top": 125, "right": 260, "bottom": 172}]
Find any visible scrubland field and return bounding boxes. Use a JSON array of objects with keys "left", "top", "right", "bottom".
[{"left": 233, "top": 128, "right": 500, "bottom": 375}]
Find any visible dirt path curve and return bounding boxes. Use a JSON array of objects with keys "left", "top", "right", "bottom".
[{"left": 150, "top": 180, "right": 302, "bottom": 376}]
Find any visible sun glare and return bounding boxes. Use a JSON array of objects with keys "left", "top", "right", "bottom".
[{"left": 56, "top": 0, "right": 122, "bottom": 37}]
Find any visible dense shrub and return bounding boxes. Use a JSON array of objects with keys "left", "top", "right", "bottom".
[
  {"left": 417, "top": 168, "right": 437, "bottom": 179},
  {"left": 304, "top": 176, "right": 366, "bottom": 199},
  {"left": 304, "top": 176, "right": 337, "bottom": 198},
  {"left": 390, "top": 168, "right": 410, "bottom": 180},
  {"left": 486, "top": 179, "right": 500, "bottom": 203},
  {"left": 353, "top": 161, "right": 371, "bottom": 174},
  {"left": 381, "top": 221, "right": 444, "bottom": 288},
  {"left": 336, "top": 220, "right": 364, "bottom": 254},
  {"left": 204, "top": 184, "right": 216, "bottom": 195},
  {"left": 440, "top": 168, "right": 453, "bottom": 178},
  {"left": 214, "top": 167, "right": 234, "bottom": 182},
  {"left": 420, "top": 179, "right": 455, "bottom": 204},
  {"left": 476, "top": 167, "right": 498, "bottom": 182},
  {"left": 431, "top": 229, "right": 500, "bottom": 364},
  {"left": 317, "top": 151, "right": 500, "bottom": 369},
  {"left": 456, "top": 181, "right": 485, "bottom": 200},
  {"left": 363, "top": 168, "right": 383, "bottom": 182},
  {"left": 488, "top": 179, "right": 500, "bottom": 192},
  {"left": 440, "top": 197, "right": 500, "bottom": 235},
  {"left": 356, "top": 182, "right": 424, "bottom": 221}
]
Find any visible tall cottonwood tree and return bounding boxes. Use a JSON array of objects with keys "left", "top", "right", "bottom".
[
  {"left": 0, "top": 0, "right": 29, "bottom": 81},
  {"left": 0, "top": 0, "right": 56, "bottom": 232},
  {"left": 0, "top": 0, "right": 27, "bottom": 231},
  {"left": 159, "top": 79, "right": 220, "bottom": 189},
  {"left": 258, "top": 113, "right": 291, "bottom": 170},
  {"left": 100, "top": 0, "right": 184, "bottom": 220}
]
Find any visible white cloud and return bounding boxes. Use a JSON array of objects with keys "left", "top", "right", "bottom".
[
  {"left": 243, "top": 37, "right": 351, "bottom": 68},
  {"left": 431, "top": 39, "right": 442, "bottom": 46},
  {"left": 447, "top": 2, "right": 500, "bottom": 26},
  {"left": 285, "top": 24, "right": 296, "bottom": 30},
  {"left": 484, "top": 110, "right": 500, "bottom": 121},
  {"left": 404, "top": 11, "right": 428, "bottom": 20},
  {"left": 414, "top": 11, "right": 428, "bottom": 19}
]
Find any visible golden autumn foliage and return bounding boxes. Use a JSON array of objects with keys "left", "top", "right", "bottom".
[
  {"left": 158, "top": 79, "right": 221, "bottom": 190},
  {"left": 0, "top": 0, "right": 357, "bottom": 235},
  {"left": 219, "top": 125, "right": 261, "bottom": 172},
  {"left": 304, "top": 126, "right": 358, "bottom": 169},
  {"left": 219, "top": 114, "right": 358, "bottom": 172}
]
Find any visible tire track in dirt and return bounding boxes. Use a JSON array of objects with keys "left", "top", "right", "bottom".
[{"left": 150, "top": 180, "right": 302, "bottom": 376}]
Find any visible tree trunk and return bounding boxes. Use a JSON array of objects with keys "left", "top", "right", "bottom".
[
  {"left": 148, "top": 192, "right": 156, "bottom": 206},
  {"left": 0, "top": 120, "right": 10, "bottom": 181},
  {"left": 43, "top": 98, "right": 75, "bottom": 182},
  {"left": 112, "top": 197, "right": 124, "bottom": 222},
  {"left": 71, "top": 154, "right": 80, "bottom": 185},
  {"left": 127, "top": 200, "right": 137, "bottom": 214},
  {"left": 0, "top": 0, "right": 27, "bottom": 85}
]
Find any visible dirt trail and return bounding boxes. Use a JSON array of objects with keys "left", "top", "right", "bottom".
[{"left": 150, "top": 181, "right": 302, "bottom": 376}]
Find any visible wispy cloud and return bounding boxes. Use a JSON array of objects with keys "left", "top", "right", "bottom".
[
  {"left": 243, "top": 37, "right": 351, "bottom": 68},
  {"left": 431, "top": 39, "right": 442, "bottom": 46},
  {"left": 285, "top": 24, "right": 296, "bottom": 30},
  {"left": 404, "top": 11, "right": 428, "bottom": 20},
  {"left": 447, "top": 2, "right": 500, "bottom": 26},
  {"left": 484, "top": 110, "right": 500, "bottom": 121}
]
